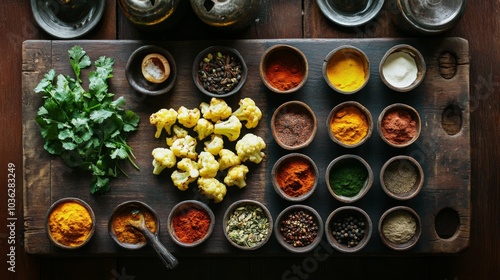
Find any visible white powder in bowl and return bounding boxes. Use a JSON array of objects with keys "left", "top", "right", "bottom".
[{"left": 382, "top": 51, "right": 418, "bottom": 88}]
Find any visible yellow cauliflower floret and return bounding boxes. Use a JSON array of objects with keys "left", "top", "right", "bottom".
[
  {"left": 170, "top": 135, "right": 198, "bottom": 160},
  {"left": 197, "top": 177, "right": 227, "bottom": 203},
  {"left": 166, "top": 125, "right": 189, "bottom": 147},
  {"left": 218, "top": 148, "right": 241, "bottom": 171},
  {"left": 193, "top": 118, "right": 214, "bottom": 141},
  {"left": 204, "top": 134, "right": 224, "bottom": 155},
  {"left": 224, "top": 164, "right": 249, "bottom": 189},
  {"left": 151, "top": 147, "right": 176, "bottom": 175},
  {"left": 231, "top": 98, "right": 263, "bottom": 129},
  {"left": 235, "top": 133, "right": 266, "bottom": 164},
  {"left": 214, "top": 116, "right": 242, "bottom": 142},
  {"left": 171, "top": 158, "right": 199, "bottom": 191},
  {"left": 199, "top": 98, "right": 232, "bottom": 122},
  {"left": 177, "top": 106, "right": 200, "bottom": 128},
  {"left": 197, "top": 151, "right": 219, "bottom": 178},
  {"left": 149, "top": 108, "right": 177, "bottom": 138}
]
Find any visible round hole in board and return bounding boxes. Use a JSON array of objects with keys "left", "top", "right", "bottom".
[
  {"left": 441, "top": 104, "right": 462, "bottom": 135},
  {"left": 438, "top": 51, "right": 457, "bottom": 79},
  {"left": 434, "top": 207, "right": 460, "bottom": 239}
]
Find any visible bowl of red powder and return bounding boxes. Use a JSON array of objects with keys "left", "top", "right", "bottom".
[
  {"left": 271, "top": 101, "right": 317, "bottom": 150},
  {"left": 378, "top": 103, "right": 421, "bottom": 148},
  {"left": 259, "top": 44, "right": 308, "bottom": 94},
  {"left": 272, "top": 153, "right": 319, "bottom": 202},
  {"left": 167, "top": 200, "right": 215, "bottom": 247}
]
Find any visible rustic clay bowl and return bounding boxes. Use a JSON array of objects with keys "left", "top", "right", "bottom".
[
  {"left": 379, "top": 44, "right": 426, "bottom": 92},
  {"left": 271, "top": 101, "right": 318, "bottom": 150},
  {"left": 379, "top": 206, "right": 422, "bottom": 251},
  {"left": 377, "top": 103, "right": 421, "bottom": 148},
  {"left": 45, "top": 197, "right": 96, "bottom": 249},
  {"left": 125, "top": 45, "right": 177, "bottom": 96},
  {"left": 167, "top": 200, "right": 215, "bottom": 248},
  {"left": 271, "top": 153, "right": 319, "bottom": 202},
  {"left": 223, "top": 199, "right": 273, "bottom": 250},
  {"left": 274, "top": 204, "right": 324, "bottom": 253},
  {"left": 259, "top": 44, "right": 309, "bottom": 94},
  {"left": 108, "top": 201, "right": 160, "bottom": 250},
  {"left": 325, "top": 154, "right": 374, "bottom": 203},
  {"left": 322, "top": 45, "right": 370, "bottom": 94},
  {"left": 192, "top": 45, "right": 248, "bottom": 98},
  {"left": 380, "top": 155, "right": 424, "bottom": 200},
  {"left": 326, "top": 101, "right": 373, "bottom": 148},
  {"left": 325, "top": 206, "right": 372, "bottom": 253}
]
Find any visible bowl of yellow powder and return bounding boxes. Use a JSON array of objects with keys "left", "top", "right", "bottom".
[
  {"left": 379, "top": 44, "right": 426, "bottom": 92},
  {"left": 327, "top": 101, "right": 373, "bottom": 148},
  {"left": 45, "top": 197, "right": 95, "bottom": 249},
  {"left": 379, "top": 206, "right": 422, "bottom": 251},
  {"left": 322, "top": 45, "right": 370, "bottom": 94}
]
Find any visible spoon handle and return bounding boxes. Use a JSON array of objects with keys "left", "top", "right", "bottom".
[{"left": 143, "top": 229, "right": 179, "bottom": 269}]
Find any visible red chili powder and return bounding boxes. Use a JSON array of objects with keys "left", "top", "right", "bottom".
[
  {"left": 265, "top": 51, "right": 305, "bottom": 91},
  {"left": 381, "top": 109, "right": 417, "bottom": 144}
]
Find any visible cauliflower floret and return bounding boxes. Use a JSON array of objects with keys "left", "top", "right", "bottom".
[
  {"left": 166, "top": 125, "right": 189, "bottom": 146},
  {"left": 177, "top": 157, "right": 200, "bottom": 178},
  {"left": 151, "top": 147, "right": 176, "bottom": 175},
  {"left": 235, "top": 133, "right": 266, "bottom": 164},
  {"left": 170, "top": 135, "right": 198, "bottom": 160},
  {"left": 177, "top": 106, "right": 200, "bottom": 128},
  {"left": 197, "top": 177, "right": 227, "bottom": 203},
  {"left": 199, "top": 98, "right": 232, "bottom": 122},
  {"left": 193, "top": 118, "right": 214, "bottom": 141},
  {"left": 214, "top": 116, "right": 242, "bottom": 142},
  {"left": 149, "top": 108, "right": 177, "bottom": 138},
  {"left": 204, "top": 134, "right": 224, "bottom": 155},
  {"left": 197, "top": 151, "right": 219, "bottom": 178},
  {"left": 224, "top": 164, "right": 249, "bottom": 189},
  {"left": 218, "top": 148, "right": 241, "bottom": 171},
  {"left": 171, "top": 170, "right": 196, "bottom": 191},
  {"left": 231, "top": 98, "right": 263, "bottom": 129}
]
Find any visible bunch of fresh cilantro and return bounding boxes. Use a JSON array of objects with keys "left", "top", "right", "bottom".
[{"left": 34, "top": 46, "right": 140, "bottom": 194}]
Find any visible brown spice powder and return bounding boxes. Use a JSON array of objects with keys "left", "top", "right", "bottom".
[{"left": 274, "top": 108, "right": 314, "bottom": 147}]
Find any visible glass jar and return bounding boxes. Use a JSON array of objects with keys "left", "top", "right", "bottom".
[
  {"left": 190, "top": 0, "right": 262, "bottom": 31},
  {"left": 118, "top": 0, "right": 188, "bottom": 31},
  {"left": 389, "top": 0, "right": 467, "bottom": 35}
]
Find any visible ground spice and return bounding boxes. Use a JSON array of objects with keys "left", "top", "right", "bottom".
[
  {"left": 381, "top": 109, "right": 417, "bottom": 144},
  {"left": 329, "top": 160, "right": 368, "bottom": 197},
  {"left": 48, "top": 201, "right": 93, "bottom": 247},
  {"left": 172, "top": 207, "right": 211, "bottom": 243},
  {"left": 330, "top": 106, "right": 369, "bottom": 145},
  {"left": 112, "top": 207, "right": 157, "bottom": 244},
  {"left": 382, "top": 51, "right": 418, "bottom": 88},
  {"left": 265, "top": 50, "right": 305, "bottom": 91},
  {"left": 276, "top": 157, "right": 315, "bottom": 197},
  {"left": 326, "top": 52, "right": 366, "bottom": 92},
  {"left": 383, "top": 159, "right": 418, "bottom": 194},
  {"left": 382, "top": 210, "right": 417, "bottom": 244},
  {"left": 274, "top": 106, "right": 314, "bottom": 147}
]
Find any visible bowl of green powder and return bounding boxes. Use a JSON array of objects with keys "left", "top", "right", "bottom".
[
  {"left": 379, "top": 206, "right": 422, "bottom": 251},
  {"left": 325, "top": 154, "right": 373, "bottom": 203},
  {"left": 380, "top": 156, "right": 424, "bottom": 200}
]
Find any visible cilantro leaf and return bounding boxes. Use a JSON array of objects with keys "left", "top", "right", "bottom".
[{"left": 69, "top": 46, "right": 91, "bottom": 83}]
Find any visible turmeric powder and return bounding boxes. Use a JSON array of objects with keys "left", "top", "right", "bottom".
[
  {"left": 111, "top": 207, "right": 157, "bottom": 244},
  {"left": 326, "top": 52, "right": 366, "bottom": 92},
  {"left": 48, "top": 201, "right": 93, "bottom": 247},
  {"left": 330, "top": 106, "right": 369, "bottom": 145}
]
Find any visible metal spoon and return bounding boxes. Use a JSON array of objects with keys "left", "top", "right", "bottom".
[{"left": 127, "top": 210, "right": 178, "bottom": 269}]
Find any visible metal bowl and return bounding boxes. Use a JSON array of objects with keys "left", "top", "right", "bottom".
[{"left": 316, "top": 0, "right": 385, "bottom": 27}]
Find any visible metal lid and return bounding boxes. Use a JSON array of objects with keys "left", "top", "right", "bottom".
[
  {"left": 400, "top": 0, "right": 466, "bottom": 32},
  {"left": 317, "top": 0, "right": 385, "bottom": 27}
]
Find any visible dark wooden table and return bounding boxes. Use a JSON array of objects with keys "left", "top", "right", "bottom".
[{"left": 1, "top": 1, "right": 499, "bottom": 279}]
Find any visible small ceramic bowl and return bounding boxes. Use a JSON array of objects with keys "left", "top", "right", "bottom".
[
  {"left": 223, "top": 200, "right": 273, "bottom": 250},
  {"left": 325, "top": 154, "right": 374, "bottom": 203},
  {"left": 45, "top": 197, "right": 95, "bottom": 249},
  {"left": 380, "top": 156, "right": 424, "bottom": 200},
  {"left": 259, "top": 44, "right": 309, "bottom": 94},
  {"left": 108, "top": 201, "right": 160, "bottom": 250},
  {"left": 327, "top": 101, "right": 373, "bottom": 148},
  {"left": 271, "top": 101, "right": 318, "bottom": 150},
  {"left": 167, "top": 200, "right": 215, "bottom": 247},
  {"left": 325, "top": 206, "right": 372, "bottom": 253},
  {"left": 379, "top": 44, "right": 426, "bottom": 92},
  {"left": 379, "top": 206, "right": 422, "bottom": 251},
  {"left": 275, "top": 205, "right": 323, "bottom": 253},
  {"left": 272, "top": 153, "right": 319, "bottom": 202},
  {"left": 378, "top": 103, "right": 421, "bottom": 148},
  {"left": 193, "top": 46, "right": 248, "bottom": 98},
  {"left": 125, "top": 45, "right": 177, "bottom": 96},
  {"left": 322, "top": 46, "right": 370, "bottom": 94}
]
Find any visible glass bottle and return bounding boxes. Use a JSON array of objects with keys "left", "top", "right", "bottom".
[{"left": 190, "top": 0, "right": 262, "bottom": 31}]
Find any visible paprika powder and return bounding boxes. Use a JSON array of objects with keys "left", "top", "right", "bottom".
[
  {"left": 264, "top": 48, "right": 306, "bottom": 91},
  {"left": 275, "top": 156, "right": 316, "bottom": 198},
  {"left": 172, "top": 207, "right": 211, "bottom": 244},
  {"left": 381, "top": 108, "right": 417, "bottom": 145}
]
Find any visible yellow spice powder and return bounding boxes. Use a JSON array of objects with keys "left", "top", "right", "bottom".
[
  {"left": 48, "top": 201, "right": 93, "bottom": 247},
  {"left": 330, "top": 106, "right": 369, "bottom": 145},
  {"left": 326, "top": 53, "right": 366, "bottom": 92}
]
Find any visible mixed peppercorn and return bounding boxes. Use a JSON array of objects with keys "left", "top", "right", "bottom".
[
  {"left": 279, "top": 210, "right": 319, "bottom": 247},
  {"left": 198, "top": 51, "right": 242, "bottom": 95}
]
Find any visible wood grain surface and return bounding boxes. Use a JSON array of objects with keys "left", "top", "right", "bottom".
[{"left": 2, "top": 1, "right": 499, "bottom": 279}]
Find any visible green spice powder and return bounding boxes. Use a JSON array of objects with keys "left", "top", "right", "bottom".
[{"left": 329, "top": 160, "right": 368, "bottom": 197}]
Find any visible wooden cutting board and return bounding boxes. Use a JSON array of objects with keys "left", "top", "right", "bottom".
[{"left": 22, "top": 38, "right": 470, "bottom": 255}]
